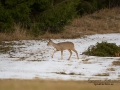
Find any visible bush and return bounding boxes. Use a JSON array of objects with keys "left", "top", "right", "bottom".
[{"left": 84, "top": 42, "right": 120, "bottom": 57}]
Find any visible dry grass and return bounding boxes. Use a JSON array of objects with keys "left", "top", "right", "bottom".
[
  {"left": 0, "top": 24, "right": 33, "bottom": 41},
  {"left": 55, "top": 72, "right": 83, "bottom": 75},
  {"left": 0, "top": 7, "right": 120, "bottom": 41},
  {"left": 64, "top": 7, "right": 120, "bottom": 37},
  {"left": 112, "top": 61, "right": 120, "bottom": 65},
  {"left": 0, "top": 79, "right": 120, "bottom": 90},
  {"left": 107, "top": 68, "right": 115, "bottom": 71},
  {"left": 94, "top": 73, "right": 110, "bottom": 76},
  {"left": 82, "top": 59, "right": 92, "bottom": 64},
  {"left": 0, "top": 30, "right": 32, "bottom": 41}
]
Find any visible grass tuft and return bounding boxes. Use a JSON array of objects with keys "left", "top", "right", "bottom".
[
  {"left": 112, "top": 61, "right": 120, "bottom": 66},
  {"left": 107, "top": 68, "right": 115, "bottom": 71},
  {"left": 94, "top": 73, "right": 110, "bottom": 76}
]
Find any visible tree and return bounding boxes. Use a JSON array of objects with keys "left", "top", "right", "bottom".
[
  {"left": 31, "top": 0, "right": 80, "bottom": 33},
  {"left": 0, "top": 2, "right": 13, "bottom": 32}
]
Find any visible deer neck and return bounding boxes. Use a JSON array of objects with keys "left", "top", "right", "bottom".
[{"left": 51, "top": 42, "right": 58, "bottom": 48}]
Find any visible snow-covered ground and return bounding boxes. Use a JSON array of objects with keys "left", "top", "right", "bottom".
[{"left": 0, "top": 33, "right": 120, "bottom": 80}]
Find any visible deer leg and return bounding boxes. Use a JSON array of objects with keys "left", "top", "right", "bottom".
[
  {"left": 52, "top": 50, "right": 58, "bottom": 58},
  {"left": 72, "top": 49, "right": 79, "bottom": 59},
  {"left": 61, "top": 50, "right": 63, "bottom": 60},
  {"left": 68, "top": 49, "right": 72, "bottom": 60}
]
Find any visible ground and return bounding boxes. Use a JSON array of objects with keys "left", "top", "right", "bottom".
[{"left": 0, "top": 33, "right": 120, "bottom": 80}]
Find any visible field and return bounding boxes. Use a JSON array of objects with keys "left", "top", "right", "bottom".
[
  {"left": 0, "top": 8, "right": 120, "bottom": 90},
  {"left": 0, "top": 79, "right": 120, "bottom": 90},
  {"left": 0, "top": 34, "right": 120, "bottom": 80}
]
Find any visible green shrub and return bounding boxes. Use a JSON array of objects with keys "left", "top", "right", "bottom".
[
  {"left": 84, "top": 42, "right": 120, "bottom": 57},
  {"left": 33, "top": 0, "right": 79, "bottom": 34}
]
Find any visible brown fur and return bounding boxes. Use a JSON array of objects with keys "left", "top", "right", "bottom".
[{"left": 47, "top": 39, "right": 79, "bottom": 60}]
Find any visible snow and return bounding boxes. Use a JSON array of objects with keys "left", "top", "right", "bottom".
[{"left": 0, "top": 33, "right": 120, "bottom": 80}]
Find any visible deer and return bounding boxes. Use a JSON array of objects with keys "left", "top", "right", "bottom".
[{"left": 47, "top": 39, "right": 79, "bottom": 60}]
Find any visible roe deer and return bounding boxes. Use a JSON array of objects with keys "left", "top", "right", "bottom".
[{"left": 47, "top": 39, "right": 79, "bottom": 60}]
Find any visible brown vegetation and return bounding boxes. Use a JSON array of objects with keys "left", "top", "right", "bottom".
[
  {"left": 0, "top": 79, "right": 120, "bottom": 90},
  {"left": 115, "top": 51, "right": 120, "bottom": 57},
  {"left": 94, "top": 73, "right": 110, "bottom": 76},
  {"left": 112, "top": 61, "right": 120, "bottom": 65},
  {"left": 107, "top": 68, "right": 115, "bottom": 71},
  {"left": 0, "top": 28, "right": 33, "bottom": 41},
  {"left": 65, "top": 7, "right": 120, "bottom": 36}
]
